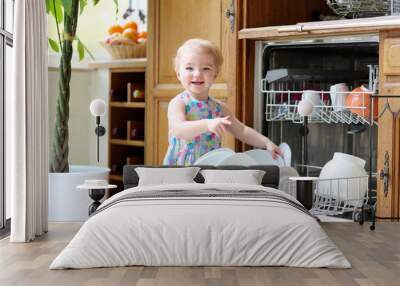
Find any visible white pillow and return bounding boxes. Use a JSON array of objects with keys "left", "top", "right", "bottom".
[
  {"left": 200, "top": 169, "right": 266, "bottom": 185},
  {"left": 135, "top": 167, "right": 200, "bottom": 186}
]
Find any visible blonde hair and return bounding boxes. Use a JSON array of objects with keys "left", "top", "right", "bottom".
[{"left": 174, "top": 38, "right": 223, "bottom": 74}]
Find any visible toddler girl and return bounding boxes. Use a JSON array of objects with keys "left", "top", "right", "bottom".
[{"left": 163, "top": 38, "right": 281, "bottom": 166}]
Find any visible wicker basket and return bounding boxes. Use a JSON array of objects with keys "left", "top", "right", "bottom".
[{"left": 101, "top": 42, "right": 146, "bottom": 59}]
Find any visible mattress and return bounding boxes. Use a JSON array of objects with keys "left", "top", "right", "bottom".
[{"left": 50, "top": 183, "right": 351, "bottom": 269}]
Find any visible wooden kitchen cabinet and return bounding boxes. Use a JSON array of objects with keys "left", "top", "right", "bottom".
[
  {"left": 378, "top": 30, "right": 400, "bottom": 219},
  {"left": 108, "top": 65, "right": 146, "bottom": 194},
  {"left": 146, "top": 0, "right": 331, "bottom": 164}
]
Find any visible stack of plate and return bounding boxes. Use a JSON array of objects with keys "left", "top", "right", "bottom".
[{"left": 193, "top": 143, "right": 291, "bottom": 167}]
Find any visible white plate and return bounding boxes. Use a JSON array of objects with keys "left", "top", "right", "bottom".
[
  {"left": 218, "top": 153, "right": 258, "bottom": 166},
  {"left": 244, "top": 149, "right": 285, "bottom": 167},
  {"left": 278, "top": 142, "right": 292, "bottom": 167},
  {"left": 194, "top": 148, "right": 235, "bottom": 166}
]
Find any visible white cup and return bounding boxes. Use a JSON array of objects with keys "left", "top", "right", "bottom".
[
  {"left": 301, "top": 90, "right": 321, "bottom": 116},
  {"left": 297, "top": 99, "right": 314, "bottom": 117},
  {"left": 329, "top": 83, "right": 349, "bottom": 111}
]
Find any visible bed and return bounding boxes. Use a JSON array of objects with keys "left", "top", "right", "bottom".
[{"left": 50, "top": 165, "right": 350, "bottom": 269}]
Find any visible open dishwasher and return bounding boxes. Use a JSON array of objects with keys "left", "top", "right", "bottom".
[{"left": 254, "top": 36, "right": 379, "bottom": 221}]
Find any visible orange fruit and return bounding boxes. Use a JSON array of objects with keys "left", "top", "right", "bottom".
[
  {"left": 122, "top": 21, "right": 138, "bottom": 32},
  {"left": 138, "top": 31, "right": 147, "bottom": 39},
  {"left": 108, "top": 24, "right": 123, "bottom": 35},
  {"left": 105, "top": 32, "right": 121, "bottom": 44},
  {"left": 122, "top": 28, "right": 138, "bottom": 42},
  {"left": 110, "top": 35, "right": 134, "bottom": 46}
]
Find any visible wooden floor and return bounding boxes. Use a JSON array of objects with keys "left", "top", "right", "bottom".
[{"left": 0, "top": 222, "right": 399, "bottom": 286}]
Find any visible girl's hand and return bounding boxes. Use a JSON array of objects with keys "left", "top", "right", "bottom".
[
  {"left": 266, "top": 141, "right": 283, "bottom": 159},
  {"left": 207, "top": 116, "right": 232, "bottom": 137}
]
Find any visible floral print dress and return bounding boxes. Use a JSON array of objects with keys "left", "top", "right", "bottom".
[{"left": 163, "top": 92, "right": 223, "bottom": 166}]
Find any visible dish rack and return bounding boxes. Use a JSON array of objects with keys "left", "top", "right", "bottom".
[
  {"left": 326, "top": 0, "right": 391, "bottom": 18},
  {"left": 261, "top": 65, "right": 378, "bottom": 125},
  {"left": 392, "top": 0, "right": 400, "bottom": 14},
  {"left": 289, "top": 175, "right": 372, "bottom": 221}
]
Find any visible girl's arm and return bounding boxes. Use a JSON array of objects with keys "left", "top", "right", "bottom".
[
  {"left": 220, "top": 102, "right": 282, "bottom": 157},
  {"left": 168, "top": 96, "right": 231, "bottom": 140}
]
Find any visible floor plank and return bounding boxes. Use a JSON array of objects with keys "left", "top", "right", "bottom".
[{"left": 0, "top": 222, "right": 399, "bottom": 286}]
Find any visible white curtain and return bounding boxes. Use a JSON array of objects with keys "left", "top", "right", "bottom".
[{"left": 7, "top": 0, "right": 48, "bottom": 242}]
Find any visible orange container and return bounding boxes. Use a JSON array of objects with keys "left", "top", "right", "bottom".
[{"left": 346, "top": 86, "right": 378, "bottom": 119}]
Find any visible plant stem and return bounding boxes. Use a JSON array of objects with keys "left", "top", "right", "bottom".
[{"left": 50, "top": 0, "right": 79, "bottom": 173}]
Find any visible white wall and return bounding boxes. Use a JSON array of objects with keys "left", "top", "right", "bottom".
[
  {"left": 48, "top": 63, "right": 109, "bottom": 168},
  {"left": 89, "top": 69, "right": 110, "bottom": 167}
]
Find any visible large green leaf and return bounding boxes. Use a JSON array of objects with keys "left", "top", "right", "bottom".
[
  {"left": 62, "top": 0, "right": 73, "bottom": 16},
  {"left": 83, "top": 43, "right": 95, "bottom": 60},
  {"left": 75, "top": 37, "right": 95, "bottom": 60},
  {"left": 77, "top": 39, "right": 85, "bottom": 61},
  {"left": 113, "top": 0, "right": 118, "bottom": 15},
  {"left": 48, "top": 38, "right": 60, "bottom": 53},
  {"left": 48, "top": 0, "right": 63, "bottom": 24},
  {"left": 93, "top": 0, "right": 100, "bottom": 5},
  {"left": 79, "top": 0, "right": 87, "bottom": 15}
]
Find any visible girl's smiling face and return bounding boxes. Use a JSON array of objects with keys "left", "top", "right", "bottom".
[{"left": 176, "top": 50, "right": 217, "bottom": 100}]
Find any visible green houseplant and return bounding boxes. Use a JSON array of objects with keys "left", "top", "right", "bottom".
[{"left": 46, "top": 0, "right": 117, "bottom": 172}]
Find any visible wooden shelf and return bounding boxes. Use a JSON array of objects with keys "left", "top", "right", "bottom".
[
  {"left": 110, "top": 102, "right": 145, "bottom": 108},
  {"left": 110, "top": 139, "right": 145, "bottom": 147},
  {"left": 89, "top": 58, "right": 147, "bottom": 69},
  {"left": 108, "top": 65, "right": 146, "bottom": 196},
  {"left": 109, "top": 174, "right": 123, "bottom": 182}
]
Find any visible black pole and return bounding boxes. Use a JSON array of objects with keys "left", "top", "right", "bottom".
[
  {"left": 304, "top": 116, "right": 308, "bottom": 176},
  {"left": 300, "top": 116, "right": 308, "bottom": 176},
  {"left": 96, "top": 116, "right": 100, "bottom": 162}
]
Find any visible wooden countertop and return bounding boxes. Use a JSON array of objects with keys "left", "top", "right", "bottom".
[{"left": 238, "top": 15, "right": 400, "bottom": 41}]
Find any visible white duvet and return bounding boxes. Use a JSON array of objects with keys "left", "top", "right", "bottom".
[{"left": 50, "top": 183, "right": 351, "bottom": 269}]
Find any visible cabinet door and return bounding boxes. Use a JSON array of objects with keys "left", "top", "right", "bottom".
[
  {"left": 146, "top": 0, "right": 237, "bottom": 164},
  {"left": 377, "top": 30, "right": 400, "bottom": 219}
]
